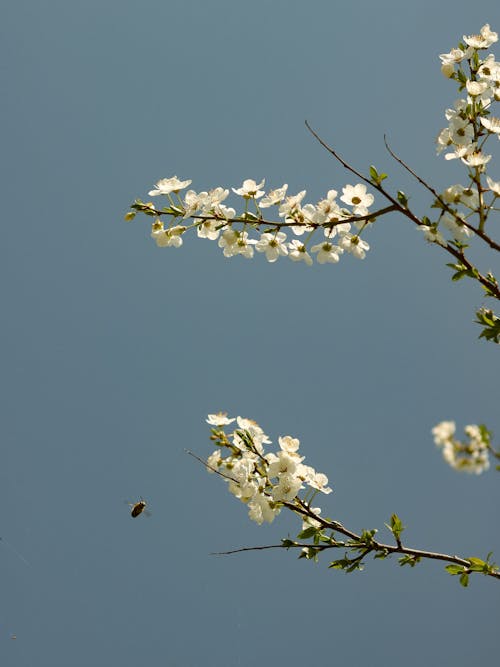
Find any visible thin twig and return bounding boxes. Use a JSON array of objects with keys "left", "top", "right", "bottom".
[
  {"left": 211, "top": 538, "right": 500, "bottom": 579},
  {"left": 185, "top": 450, "right": 238, "bottom": 484},
  {"left": 305, "top": 121, "right": 500, "bottom": 300},
  {"left": 383, "top": 136, "right": 500, "bottom": 252}
]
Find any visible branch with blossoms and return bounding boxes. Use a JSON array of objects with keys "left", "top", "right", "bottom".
[
  {"left": 126, "top": 24, "right": 500, "bottom": 343},
  {"left": 198, "top": 413, "right": 499, "bottom": 587},
  {"left": 433, "top": 421, "right": 500, "bottom": 473},
  {"left": 127, "top": 24, "right": 500, "bottom": 584}
]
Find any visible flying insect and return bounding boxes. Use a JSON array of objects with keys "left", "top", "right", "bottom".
[{"left": 129, "top": 497, "right": 149, "bottom": 518}]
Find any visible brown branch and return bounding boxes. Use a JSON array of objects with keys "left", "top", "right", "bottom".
[
  {"left": 305, "top": 121, "right": 408, "bottom": 213},
  {"left": 304, "top": 122, "right": 500, "bottom": 300},
  {"left": 383, "top": 136, "right": 500, "bottom": 252},
  {"left": 212, "top": 544, "right": 288, "bottom": 555},
  {"left": 134, "top": 203, "right": 397, "bottom": 230},
  {"left": 211, "top": 537, "right": 500, "bottom": 580}
]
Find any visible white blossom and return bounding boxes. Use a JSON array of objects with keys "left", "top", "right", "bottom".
[
  {"left": 206, "top": 412, "right": 236, "bottom": 426},
  {"left": 271, "top": 473, "right": 303, "bottom": 502},
  {"left": 440, "top": 211, "right": 473, "bottom": 241},
  {"left": 151, "top": 221, "right": 185, "bottom": 248},
  {"left": 259, "top": 184, "right": 288, "bottom": 208},
  {"left": 449, "top": 118, "right": 475, "bottom": 146},
  {"left": 278, "top": 190, "right": 307, "bottom": 218},
  {"left": 340, "top": 184, "right": 374, "bottom": 215},
  {"left": 463, "top": 24, "right": 498, "bottom": 49},
  {"left": 288, "top": 239, "right": 313, "bottom": 265},
  {"left": 148, "top": 176, "right": 192, "bottom": 196},
  {"left": 255, "top": 231, "right": 288, "bottom": 262},
  {"left": 267, "top": 451, "right": 301, "bottom": 479},
  {"left": 197, "top": 219, "right": 224, "bottom": 240},
  {"left": 480, "top": 116, "right": 500, "bottom": 134},
  {"left": 278, "top": 435, "right": 301, "bottom": 454},
  {"left": 338, "top": 234, "right": 369, "bottom": 259},
  {"left": 232, "top": 178, "right": 265, "bottom": 199},
  {"left": 218, "top": 228, "right": 240, "bottom": 257},
  {"left": 486, "top": 175, "right": 500, "bottom": 195},
  {"left": 466, "top": 80, "right": 489, "bottom": 97},
  {"left": 248, "top": 493, "right": 280, "bottom": 524},
  {"left": 442, "top": 185, "right": 479, "bottom": 209},
  {"left": 206, "top": 450, "right": 222, "bottom": 472},
  {"left": 311, "top": 241, "right": 343, "bottom": 264},
  {"left": 461, "top": 150, "right": 492, "bottom": 167},
  {"left": 419, "top": 225, "right": 447, "bottom": 246}
]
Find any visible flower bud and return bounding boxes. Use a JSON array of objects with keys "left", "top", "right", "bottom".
[{"left": 441, "top": 62, "right": 455, "bottom": 78}]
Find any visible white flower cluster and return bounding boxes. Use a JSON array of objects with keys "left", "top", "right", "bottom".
[
  {"left": 205, "top": 413, "right": 332, "bottom": 525},
  {"left": 432, "top": 421, "right": 490, "bottom": 474},
  {"left": 145, "top": 176, "right": 373, "bottom": 265},
  {"left": 426, "top": 24, "right": 500, "bottom": 246}
]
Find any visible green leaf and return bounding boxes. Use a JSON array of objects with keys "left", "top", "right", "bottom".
[
  {"left": 281, "top": 539, "right": 295, "bottom": 548},
  {"left": 297, "top": 526, "right": 319, "bottom": 540},
  {"left": 360, "top": 529, "right": 377, "bottom": 547},
  {"left": 475, "top": 308, "right": 500, "bottom": 344},
  {"left": 369, "top": 165, "right": 387, "bottom": 185},
  {"left": 329, "top": 559, "right": 347, "bottom": 570},
  {"left": 445, "top": 564, "right": 464, "bottom": 575},
  {"left": 467, "top": 557, "right": 487, "bottom": 572},
  {"left": 300, "top": 546, "right": 320, "bottom": 562},
  {"left": 459, "top": 572, "right": 469, "bottom": 587},
  {"left": 124, "top": 211, "right": 136, "bottom": 221},
  {"left": 397, "top": 191, "right": 408, "bottom": 207},
  {"left": 399, "top": 554, "right": 420, "bottom": 568},
  {"left": 390, "top": 513, "right": 404, "bottom": 535}
]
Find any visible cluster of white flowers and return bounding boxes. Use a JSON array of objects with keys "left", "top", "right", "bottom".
[
  {"left": 424, "top": 24, "right": 500, "bottom": 246},
  {"left": 205, "top": 413, "right": 332, "bottom": 525},
  {"left": 432, "top": 421, "right": 490, "bottom": 474},
  {"left": 142, "top": 176, "right": 373, "bottom": 265}
]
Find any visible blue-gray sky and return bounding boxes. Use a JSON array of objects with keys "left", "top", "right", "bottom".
[{"left": 3, "top": 1, "right": 500, "bottom": 665}]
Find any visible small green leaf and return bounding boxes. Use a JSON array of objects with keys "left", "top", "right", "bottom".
[
  {"left": 300, "top": 546, "right": 320, "bottom": 562},
  {"left": 476, "top": 308, "right": 500, "bottom": 344},
  {"left": 467, "top": 557, "right": 488, "bottom": 572},
  {"left": 445, "top": 564, "right": 464, "bottom": 575},
  {"left": 329, "top": 559, "right": 347, "bottom": 570},
  {"left": 451, "top": 270, "right": 469, "bottom": 282},
  {"left": 397, "top": 191, "right": 408, "bottom": 207},
  {"left": 124, "top": 211, "right": 136, "bottom": 221},
  {"left": 391, "top": 514, "right": 403, "bottom": 534},
  {"left": 459, "top": 572, "right": 469, "bottom": 587},
  {"left": 399, "top": 554, "right": 421, "bottom": 568},
  {"left": 369, "top": 165, "right": 388, "bottom": 185},
  {"left": 297, "top": 527, "right": 319, "bottom": 540}
]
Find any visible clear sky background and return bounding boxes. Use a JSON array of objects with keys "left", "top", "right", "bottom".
[{"left": 3, "top": 1, "right": 500, "bottom": 666}]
